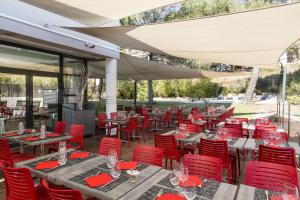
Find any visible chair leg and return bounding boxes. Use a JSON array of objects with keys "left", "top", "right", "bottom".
[
  {"left": 236, "top": 149, "right": 241, "bottom": 176},
  {"left": 165, "top": 158, "right": 168, "bottom": 169},
  {"left": 169, "top": 159, "right": 173, "bottom": 169},
  {"left": 227, "top": 165, "right": 231, "bottom": 184}
]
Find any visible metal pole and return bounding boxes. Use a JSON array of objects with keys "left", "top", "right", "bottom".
[
  {"left": 281, "top": 65, "right": 287, "bottom": 128},
  {"left": 288, "top": 102, "right": 291, "bottom": 140},
  {"left": 133, "top": 80, "right": 137, "bottom": 109}
]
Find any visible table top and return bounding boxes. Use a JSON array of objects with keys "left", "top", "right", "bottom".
[
  {"left": 236, "top": 184, "right": 278, "bottom": 200},
  {"left": 244, "top": 138, "right": 300, "bottom": 155},
  {"left": 163, "top": 130, "right": 247, "bottom": 150},
  {"left": 120, "top": 169, "right": 238, "bottom": 200}
]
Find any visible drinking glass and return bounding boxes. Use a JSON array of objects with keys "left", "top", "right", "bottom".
[
  {"left": 40, "top": 124, "right": 46, "bottom": 139},
  {"left": 110, "top": 167, "right": 121, "bottom": 179},
  {"left": 283, "top": 183, "right": 299, "bottom": 200},
  {"left": 182, "top": 181, "right": 197, "bottom": 200},
  {"left": 58, "top": 141, "right": 67, "bottom": 166},
  {"left": 107, "top": 149, "right": 118, "bottom": 168},
  {"left": 129, "top": 168, "right": 137, "bottom": 183},
  {"left": 178, "top": 165, "right": 189, "bottom": 183},
  {"left": 18, "top": 122, "right": 24, "bottom": 135},
  {"left": 173, "top": 161, "right": 181, "bottom": 177},
  {"left": 170, "top": 170, "right": 179, "bottom": 187}
]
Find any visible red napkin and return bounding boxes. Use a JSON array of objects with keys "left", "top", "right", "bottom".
[
  {"left": 218, "top": 134, "right": 228, "bottom": 140},
  {"left": 69, "top": 151, "right": 90, "bottom": 159},
  {"left": 156, "top": 193, "right": 185, "bottom": 200},
  {"left": 268, "top": 139, "right": 280, "bottom": 146},
  {"left": 270, "top": 195, "right": 298, "bottom": 200},
  {"left": 175, "top": 134, "right": 187, "bottom": 139},
  {"left": 46, "top": 133, "right": 61, "bottom": 137},
  {"left": 3, "top": 132, "right": 18, "bottom": 137},
  {"left": 179, "top": 175, "right": 203, "bottom": 187},
  {"left": 35, "top": 160, "right": 59, "bottom": 170},
  {"left": 24, "top": 129, "right": 33, "bottom": 133},
  {"left": 23, "top": 136, "right": 40, "bottom": 141},
  {"left": 85, "top": 173, "right": 113, "bottom": 188},
  {"left": 116, "top": 161, "right": 137, "bottom": 170}
]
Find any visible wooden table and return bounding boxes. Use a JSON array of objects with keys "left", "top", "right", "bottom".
[
  {"left": 0, "top": 130, "right": 72, "bottom": 156},
  {"left": 120, "top": 169, "right": 238, "bottom": 200},
  {"left": 236, "top": 184, "right": 276, "bottom": 200},
  {"left": 244, "top": 138, "right": 300, "bottom": 155}
]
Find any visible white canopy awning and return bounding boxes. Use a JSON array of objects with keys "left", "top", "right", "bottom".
[
  {"left": 89, "top": 54, "right": 202, "bottom": 80},
  {"left": 20, "top": 0, "right": 182, "bottom": 26},
  {"left": 70, "top": 3, "right": 300, "bottom": 68}
]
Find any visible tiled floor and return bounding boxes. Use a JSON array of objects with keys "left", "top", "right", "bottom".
[{"left": 1, "top": 129, "right": 299, "bottom": 200}]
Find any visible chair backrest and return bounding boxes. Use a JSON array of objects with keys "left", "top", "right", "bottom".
[
  {"left": 164, "top": 111, "right": 171, "bottom": 121},
  {"left": 128, "top": 117, "right": 138, "bottom": 129},
  {"left": 42, "top": 179, "right": 83, "bottom": 200},
  {"left": 199, "top": 138, "right": 229, "bottom": 165},
  {"left": 245, "top": 161, "right": 299, "bottom": 192},
  {"left": 183, "top": 154, "right": 222, "bottom": 182},
  {"left": 0, "top": 139, "right": 14, "bottom": 167},
  {"left": 191, "top": 107, "right": 200, "bottom": 115},
  {"left": 258, "top": 145, "right": 296, "bottom": 167},
  {"left": 225, "top": 122, "right": 243, "bottom": 129},
  {"left": 99, "top": 137, "right": 122, "bottom": 159},
  {"left": 226, "top": 127, "right": 243, "bottom": 138},
  {"left": 110, "top": 112, "right": 118, "bottom": 120},
  {"left": 154, "top": 134, "right": 178, "bottom": 158},
  {"left": 68, "top": 124, "right": 84, "bottom": 150},
  {"left": 253, "top": 126, "right": 276, "bottom": 139},
  {"left": 180, "top": 123, "right": 200, "bottom": 134},
  {"left": 1, "top": 166, "right": 37, "bottom": 200},
  {"left": 97, "top": 113, "right": 107, "bottom": 121},
  {"left": 141, "top": 108, "right": 148, "bottom": 116},
  {"left": 141, "top": 114, "right": 150, "bottom": 128},
  {"left": 232, "top": 117, "right": 249, "bottom": 123},
  {"left": 132, "top": 145, "right": 163, "bottom": 167},
  {"left": 54, "top": 121, "right": 66, "bottom": 134}
]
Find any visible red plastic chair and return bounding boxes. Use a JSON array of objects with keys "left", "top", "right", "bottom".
[
  {"left": 110, "top": 112, "right": 118, "bottom": 120},
  {"left": 54, "top": 121, "right": 66, "bottom": 134},
  {"left": 258, "top": 145, "right": 296, "bottom": 167},
  {"left": 180, "top": 123, "right": 201, "bottom": 134},
  {"left": 226, "top": 127, "right": 243, "bottom": 138},
  {"left": 96, "top": 113, "right": 118, "bottom": 139},
  {"left": 98, "top": 137, "right": 122, "bottom": 159},
  {"left": 1, "top": 166, "right": 49, "bottom": 200},
  {"left": 245, "top": 161, "right": 299, "bottom": 193},
  {"left": 253, "top": 125, "right": 276, "bottom": 139},
  {"left": 119, "top": 117, "right": 139, "bottom": 147},
  {"left": 156, "top": 111, "right": 171, "bottom": 129},
  {"left": 0, "top": 139, "right": 34, "bottom": 168},
  {"left": 154, "top": 134, "right": 181, "bottom": 169},
  {"left": 138, "top": 114, "right": 150, "bottom": 141},
  {"left": 183, "top": 154, "right": 222, "bottom": 182},
  {"left": 132, "top": 145, "right": 163, "bottom": 167},
  {"left": 257, "top": 131, "right": 288, "bottom": 142},
  {"left": 230, "top": 117, "right": 249, "bottom": 138},
  {"left": 176, "top": 110, "right": 183, "bottom": 127},
  {"left": 199, "top": 138, "right": 236, "bottom": 183},
  {"left": 42, "top": 179, "right": 83, "bottom": 200},
  {"left": 67, "top": 124, "right": 84, "bottom": 150}
]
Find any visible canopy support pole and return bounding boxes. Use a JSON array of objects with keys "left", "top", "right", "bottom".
[
  {"left": 133, "top": 80, "right": 137, "bottom": 109},
  {"left": 281, "top": 64, "right": 287, "bottom": 129},
  {"left": 106, "top": 58, "right": 117, "bottom": 135}
]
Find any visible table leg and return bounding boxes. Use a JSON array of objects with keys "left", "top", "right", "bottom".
[
  {"left": 20, "top": 143, "right": 23, "bottom": 154},
  {"left": 40, "top": 144, "right": 45, "bottom": 156}
]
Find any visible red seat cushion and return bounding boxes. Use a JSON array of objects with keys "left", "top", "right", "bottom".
[{"left": 12, "top": 153, "right": 35, "bottom": 163}]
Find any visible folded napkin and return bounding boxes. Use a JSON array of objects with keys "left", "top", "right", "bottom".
[
  {"left": 175, "top": 134, "right": 187, "bottom": 139},
  {"left": 268, "top": 139, "right": 280, "bottom": 146},
  {"left": 69, "top": 151, "right": 90, "bottom": 159},
  {"left": 156, "top": 193, "right": 185, "bottom": 200},
  {"left": 3, "top": 132, "right": 18, "bottom": 137},
  {"left": 24, "top": 129, "right": 33, "bottom": 133},
  {"left": 116, "top": 161, "right": 137, "bottom": 170},
  {"left": 23, "top": 136, "right": 40, "bottom": 141},
  {"left": 46, "top": 133, "right": 61, "bottom": 137},
  {"left": 270, "top": 195, "right": 298, "bottom": 200},
  {"left": 85, "top": 173, "right": 113, "bottom": 188},
  {"left": 35, "top": 160, "right": 59, "bottom": 170},
  {"left": 179, "top": 175, "right": 203, "bottom": 187}
]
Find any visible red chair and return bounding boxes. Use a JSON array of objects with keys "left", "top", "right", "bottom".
[
  {"left": 253, "top": 125, "right": 276, "bottom": 139},
  {"left": 156, "top": 111, "right": 171, "bottom": 129},
  {"left": 180, "top": 119, "right": 192, "bottom": 125},
  {"left": 258, "top": 145, "right": 296, "bottom": 167},
  {"left": 67, "top": 124, "right": 84, "bottom": 150},
  {"left": 245, "top": 161, "right": 299, "bottom": 192},
  {"left": 180, "top": 123, "right": 201, "bottom": 134},
  {"left": 230, "top": 117, "right": 249, "bottom": 138},
  {"left": 98, "top": 137, "right": 122, "bottom": 159},
  {"left": 176, "top": 110, "right": 182, "bottom": 127},
  {"left": 110, "top": 112, "right": 118, "bottom": 120},
  {"left": 226, "top": 127, "right": 243, "bottom": 138},
  {"left": 1, "top": 166, "right": 49, "bottom": 200},
  {"left": 183, "top": 154, "right": 222, "bottom": 182},
  {"left": 132, "top": 145, "right": 163, "bottom": 167},
  {"left": 199, "top": 138, "right": 236, "bottom": 183},
  {"left": 256, "top": 131, "right": 288, "bottom": 142},
  {"left": 119, "top": 117, "right": 138, "bottom": 147},
  {"left": 138, "top": 114, "right": 150, "bottom": 141},
  {"left": 54, "top": 121, "right": 66, "bottom": 134},
  {"left": 42, "top": 179, "right": 86, "bottom": 200},
  {"left": 0, "top": 139, "right": 34, "bottom": 168},
  {"left": 96, "top": 113, "right": 118, "bottom": 139},
  {"left": 154, "top": 134, "right": 181, "bottom": 169}
]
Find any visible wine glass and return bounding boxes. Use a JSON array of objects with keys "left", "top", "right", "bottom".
[
  {"left": 58, "top": 141, "right": 67, "bottom": 166},
  {"left": 178, "top": 165, "right": 189, "bottom": 184},
  {"left": 182, "top": 181, "right": 197, "bottom": 200},
  {"left": 283, "top": 183, "right": 299, "bottom": 200},
  {"left": 169, "top": 170, "right": 179, "bottom": 187},
  {"left": 107, "top": 149, "right": 118, "bottom": 169}
]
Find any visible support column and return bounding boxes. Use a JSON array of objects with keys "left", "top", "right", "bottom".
[{"left": 106, "top": 58, "right": 117, "bottom": 119}]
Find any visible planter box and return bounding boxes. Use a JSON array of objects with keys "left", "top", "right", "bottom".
[{"left": 62, "top": 104, "right": 95, "bottom": 136}]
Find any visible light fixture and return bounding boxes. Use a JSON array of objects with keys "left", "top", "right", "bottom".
[{"left": 84, "top": 42, "right": 96, "bottom": 48}]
